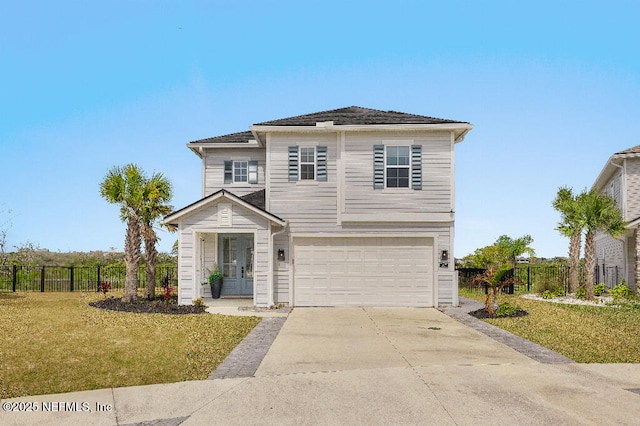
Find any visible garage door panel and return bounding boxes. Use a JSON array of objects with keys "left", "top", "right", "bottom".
[{"left": 294, "top": 237, "right": 433, "bottom": 307}]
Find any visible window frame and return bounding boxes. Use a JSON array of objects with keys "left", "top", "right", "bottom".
[
  {"left": 384, "top": 145, "right": 411, "bottom": 189},
  {"left": 233, "top": 161, "right": 248, "bottom": 183},
  {"left": 299, "top": 146, "right": 316, "bottom": 181}
]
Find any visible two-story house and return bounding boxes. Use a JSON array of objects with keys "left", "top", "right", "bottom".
[
  {"left": 592, "top": 145, "right": 640, "bottom": 290},
  {"left": 163, "top": 106, "right": 472, "bottom": 307}
]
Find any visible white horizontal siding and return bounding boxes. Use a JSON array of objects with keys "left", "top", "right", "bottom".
[
  {"left": 273, "top": 233, "right": 290, "bottom": 304},
  {"left": 625, "top": 159, "right": 640, "bottom": 221},
  {"left": 268, "top": 133, "right": 339, "bottom": 234},
  {"left": 203, "top": 148, "right": 265, "bottom": 197},
  {"left": 344, "top": 132, "right": 453, "bottom": 214}
]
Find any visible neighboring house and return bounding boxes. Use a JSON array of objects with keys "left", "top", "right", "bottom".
[
  {"left": 592, "top": 145, "right": 640, "bottom": 289},
  {"left": 163, "top": 106, "right": 472, "bottom": 307}
]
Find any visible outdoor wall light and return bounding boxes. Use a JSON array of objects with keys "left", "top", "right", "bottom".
[
  {"left": 440, "top": 250, "right": 449, "bottom": 262},
  {"left": 277, "top": 249, "right": 286, "bottom": 261}
]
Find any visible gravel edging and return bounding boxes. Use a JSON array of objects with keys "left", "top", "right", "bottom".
[
  {"left": 441, "top": 297, "right": 574, "bottom": 364},
  {"left": 208, "top": 317, "right": 287, "bottom": 379}
]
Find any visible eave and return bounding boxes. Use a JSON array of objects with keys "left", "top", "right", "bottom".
[
  {"left": 250, "top": 122, "right": 474, "bottom": 144},
  {"left": 162, "top": 189, "right": 286, "bottom": 227}
]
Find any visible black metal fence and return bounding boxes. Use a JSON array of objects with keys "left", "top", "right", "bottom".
[
  {"left": 458, "top": 264, "right": 624, "bottom": 294},
  {"left": 0, "top": 265, "right": 177, "bottom": 293}
]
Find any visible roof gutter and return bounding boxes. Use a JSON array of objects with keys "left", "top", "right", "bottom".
[{"left": 592, "top": 154, "right": 623, "bottom": 192}]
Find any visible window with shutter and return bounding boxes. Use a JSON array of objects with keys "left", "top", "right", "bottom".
[
  {"left": 373, "top": 145, "right": 422, "bottom": 189},
  {"left": 288, "top": 146, "right": 328, "bottom": 182},
  {"left": 224, "top": 160, "right": 258, "bottom": 184}
]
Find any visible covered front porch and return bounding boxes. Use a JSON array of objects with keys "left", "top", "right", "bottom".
[{"left": 163, "top": 189, "right": 287, "bottom": 307}]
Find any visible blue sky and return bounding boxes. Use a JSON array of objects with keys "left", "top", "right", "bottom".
[{"left": 1, "top": 0, "right": 639, "bottom": 258}]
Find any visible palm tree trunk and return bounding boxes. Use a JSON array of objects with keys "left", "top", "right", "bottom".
[
  {"left": 143, "top": 228, "right": 158, "bottom": 300},
  {"left": 569, "top": 232, "right": 581, "bottom": 293},
  {"left": 584, "top": 230, "right": 595, "bottom": 300},
  {"left": 123, "top": 214, "right": 141, "bottom": 303}
]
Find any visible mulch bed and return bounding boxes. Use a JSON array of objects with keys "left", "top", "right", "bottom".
[
  {"left": 89, "top": 296, "right": 207, "bottom": 315},
  {"left": 468, "top": 308, "right": 529, "bottom": 319}
]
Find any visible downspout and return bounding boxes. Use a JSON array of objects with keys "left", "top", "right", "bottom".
[{"left": 268, "top": 222, "right": 288, "bottom": 307}]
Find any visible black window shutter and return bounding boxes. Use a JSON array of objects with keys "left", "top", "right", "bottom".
[
  {"left": 411, "top": 145, "right": 422, "bottom": 190},
  {"left": 224, "top": 161, "right": 233, "bottom": 184},
  {"left": 373, "top": 145, "right": 384, "bottom": 189},
  {"left": 316, "top": 146, "right": 327, "bottom": 181},
  {"left": 288, "top": 146, "right": 299, "bottom": 181}
]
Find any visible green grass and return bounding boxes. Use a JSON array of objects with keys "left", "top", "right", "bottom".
[
  {"left": 460, "top": 288, "right": 640, "bottom": 363},
  {"left": 0, "top": 292, "right": 261, "bottom": 399}
]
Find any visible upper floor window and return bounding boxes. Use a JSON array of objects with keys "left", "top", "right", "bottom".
[
  {"left": 300, "top": 147, "right": 316, "bottom": 180},
  {"left": 373, "top": 144, "right": 422, "bottom": 190},
  {"left": 288, "top": 146, "right": 327, "bottom": 182},
  {"left": 385, "top": 146, "right": 410, "bottom": 188},
  {"left": 224, "top": 160, "right": 258, "bottom": 184}
]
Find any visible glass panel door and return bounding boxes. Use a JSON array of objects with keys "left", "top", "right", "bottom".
[
  {"left": 219, "top": 234, "right": 254, "bottom": 296},
  {"left": 222, "top": 236, "right": 237, "bottom": 279}
]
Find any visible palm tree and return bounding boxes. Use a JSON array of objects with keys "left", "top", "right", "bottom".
[
  {"left": 580, "top": 190, "right": 625, "bottom": 300},
  {"left": 100, "top": 164, "right": 146, "bottom": 303},
  {"left": 139, "top": 172, "right": 173, "bottom": 300},
  {"left": 553, "top": 187, "right": 583, "bottom": 293},
  {"left": 494, "top": 234, "right": 535, "bottom": 270}
]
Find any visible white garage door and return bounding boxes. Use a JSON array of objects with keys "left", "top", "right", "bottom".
[{"left": 293, "top": 237, "right": 433, "bottom": 307}]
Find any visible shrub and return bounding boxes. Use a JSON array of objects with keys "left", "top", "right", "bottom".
[
  {"left": 193, "top": 298, "right": 205, "bottom": 308},
  {"left": 495, "top": 302, "right": 522, "bottom": 318},
  {"left": 594, "top": 282, "right": 606, "bottom": 297},
  {"left": 610, "top": 282, "right": 633, "bottom": 303},
  {"left": 542, "top": 286, "right": 564, "bottom": 299},
  {"left": 576, "top": 287, "right": 586, "bottom": 300},
  {"left": 535, "top": 277, "right": 562, "bottom": 295}
]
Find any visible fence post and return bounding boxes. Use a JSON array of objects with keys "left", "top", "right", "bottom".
[
  {"left": 97, "top": 265, "right": 101, "bottom": 292},
  {"left": 12, "top": 265, "right": 17, "bottom": 292},
  {"left": 40, "top": 266, "right": 45, "bottom": 292},
  {"left": 527, "top": 266, "right": 530, "bottom": 292},
  {"left": 69, "top": 266, "right": 74, "bottom": 292}
]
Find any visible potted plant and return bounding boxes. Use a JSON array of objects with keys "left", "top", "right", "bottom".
[{"left": 209, "top": 266, "right": 223, "bottom": 299}]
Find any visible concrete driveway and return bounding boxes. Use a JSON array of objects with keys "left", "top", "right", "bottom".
[{"left": 4, "top": 306, "right": 640, "bottom": 425}]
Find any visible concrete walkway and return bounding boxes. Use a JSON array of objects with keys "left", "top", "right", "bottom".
[{"left": 4, "top": 301, "right": 640, "bottom": 425}]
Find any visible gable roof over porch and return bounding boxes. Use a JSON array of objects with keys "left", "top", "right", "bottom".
[{"left": 162, "top": 189, "right": 286, "bottom": 227}]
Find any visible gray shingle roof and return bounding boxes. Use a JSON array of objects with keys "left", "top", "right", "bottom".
[
  {"left": 616, "top": 145, "right": 640, "bottom": 155},
  {"left": 189, "top": 106, "right": 469, "bottom": 145},
  {"left": 254, "top": 106, "right": 467, "bottom": 126},
  {"left": 190, "top": 130, "right": 254, "bottom": 145}
]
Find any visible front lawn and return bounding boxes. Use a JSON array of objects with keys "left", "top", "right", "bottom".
[
  {"left": 0, "top": 292, "right": 260, "bottom": 399},
  {"left": 460, "top": 289, "right": 640, "bottom": 363}
]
